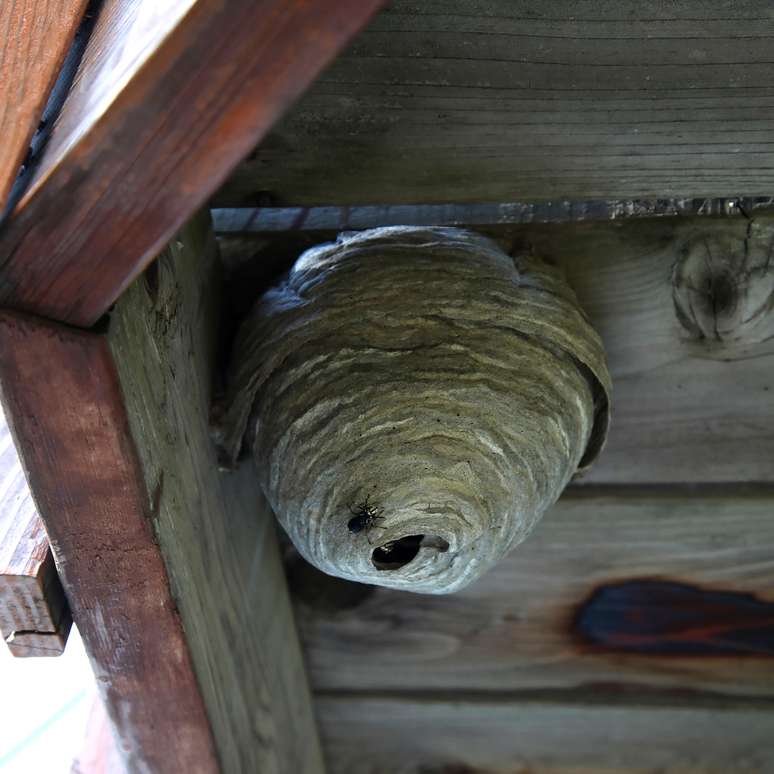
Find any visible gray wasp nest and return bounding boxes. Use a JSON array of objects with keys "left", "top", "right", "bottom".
[{"left": 215, "top": 227, "right": 610, "bottom": 594}]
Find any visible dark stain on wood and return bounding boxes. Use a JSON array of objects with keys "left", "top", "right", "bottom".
[{"left": 575, "top": 579, "right": 774, "bottom": 656}]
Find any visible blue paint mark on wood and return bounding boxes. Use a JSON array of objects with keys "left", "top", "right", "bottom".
[{"left": 575, "top": 580, "right": 774, "bottom": 656}]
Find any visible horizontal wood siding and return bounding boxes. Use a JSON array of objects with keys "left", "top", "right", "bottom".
[
  {"left": 217, "top": 209, "right": 774, "bottom": 771},
  {"left": 316, "top": 695, "right": 774, "bottom": 774},
  {"left": 287, "top": 492, "right": 774, "bottom": 696},
  {"left": 218, "top": 214, "right": 774, "bottom": 485},
  {"left": 217, "top": 0, "right": 774, "bottom": 206}
]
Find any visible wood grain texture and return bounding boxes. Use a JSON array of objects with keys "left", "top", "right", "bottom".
[
  {"left": 287, "top": 491, "right": 774, "bottom": 698},
  {"left": 107, "top": 212, "right": 325, "bottom": 773},
  {"left": 0, "top": 0, "right": 386, "bottom": 327},
  {"left": 0, "top": 405, "right": 70, "bottom": 657},
  {"left": 0, "top": 0, "right": 89, "bottom": 209},
  {"left": 218, "top": 0, "right": 774, "bottom": 207},
  {"left": 316, "top": 695, "right": 774, "bottom": 774},
  {"left": 219, "top": 214, "right": 774, "bottom": 485},
  {"left": 5, "top": 616, "right": 71, "bottom": 657},
  {"left": 531, "top": 216, "right": 774, "bottom": 485},
  {"left": 0, "top": 312, "right": 218, "bottom": 772}
]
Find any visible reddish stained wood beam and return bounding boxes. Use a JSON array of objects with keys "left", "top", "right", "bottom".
[
  {"left": 0, "top": 0, "right": 90, "bottom": 210},
  {"left": 0, "top": 0, "right": 386, "bottom": 327},
  {"left": 0, "top": 310, "right": 217, "bottom": 773},
  {"left": 0, "top": 405, "right": 71, "bottom": 657}
]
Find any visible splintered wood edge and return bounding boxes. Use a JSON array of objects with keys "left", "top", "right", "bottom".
[
  {"left": 0, "top": 408, "right": 71, "bottom": 656},
  {"left": 1, "top": 552, "right": 72, "bottom": 658},
  {"left": 5, "top": 602, "right": 72, "bottom": 658}
]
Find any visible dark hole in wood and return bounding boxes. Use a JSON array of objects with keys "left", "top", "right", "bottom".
[
  {"left": 706, "top": 270, "right": 736, "bottom": 316},
  {"left": 143, "top": 260, "right": 159, "bottom": 302},
  {"left": 372, "top": 534, "right": 449, "bottom": 571}
]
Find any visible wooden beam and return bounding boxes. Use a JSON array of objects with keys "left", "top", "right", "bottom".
[
  {"left": 216, "top": 0, "right": 774, "bottom": 207},
  {"left": 0, "top": 311, "right": 218, "bottom": 772},
  {"left": 316, "top": 695, "right": 774, "bottom": 773},
  {"left": 218, "top": 214, "right": 774, "bottom": 485},
  {"left": 0, "top": 409, "right": 70, "bottom": 657},
  {"left": 107, "top": 212, "right": 324, "bottom": 772},
  {"left": 0, "top": 0, "right": 89, "bottom": 210},
  {"left": 0, "top": 0, "right": 386, "bottom": 327}
]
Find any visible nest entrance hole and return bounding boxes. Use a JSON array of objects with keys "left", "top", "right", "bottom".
[{"left": 371, "top": 534, "right": 449, "bottom": 571}]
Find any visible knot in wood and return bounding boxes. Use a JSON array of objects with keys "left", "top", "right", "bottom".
[{"left": 672, "top": 227, "right": 774, "bottom": 350}]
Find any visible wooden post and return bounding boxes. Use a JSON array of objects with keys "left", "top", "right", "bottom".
[
  {"left": 0, "top": 310, "right": 220, "bottom": 772},
  {"left": 0, "top": 211, "right": 324, "bottom": 772},
  {"left": 108, "top": 212, "right": 325, "bottom": 773}
]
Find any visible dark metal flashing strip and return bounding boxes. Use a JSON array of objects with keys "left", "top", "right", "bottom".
[
  {"left": 0, "top": 0, "right": 102, "bottom": 225},
  {"left": 212, "top": 197, "right": 774, "bottom": 234}
]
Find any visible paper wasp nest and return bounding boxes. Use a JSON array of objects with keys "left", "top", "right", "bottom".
[{"left": 215, "top": 227, "right": 610, "bottom": 594}]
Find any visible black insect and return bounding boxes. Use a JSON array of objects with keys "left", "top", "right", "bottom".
[{"left": 347, "top": 495, "right": 386, "bottom": 544}]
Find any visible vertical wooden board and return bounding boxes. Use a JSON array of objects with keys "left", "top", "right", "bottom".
[
  {"left": 0, "top": 0, "right": 89, "bottom": 208},
  {"left": 316, "top": 696, "right": 774, "bottom": 774},
  {"left": 0, "top": 312, "right": 218, "bottom": 772},
  {"left": 107, "top": 212, "right": 325, "bottom": 773}
]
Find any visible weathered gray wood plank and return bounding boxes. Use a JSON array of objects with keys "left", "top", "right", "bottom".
[
  {"left": 217, "top": 0, "right": 774, "bottom": 206},
  {"left": 218, "top": 214, "right": 774, "bottom": 485},
  {"left": 108, "top": 212, "right": 324, "bottom": 773},
  {"left": 287, "top": 491, "right": 774, "bottom": 697},
  {"left": 316, "top": 695, "right": 774, "bottom": 774}
]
